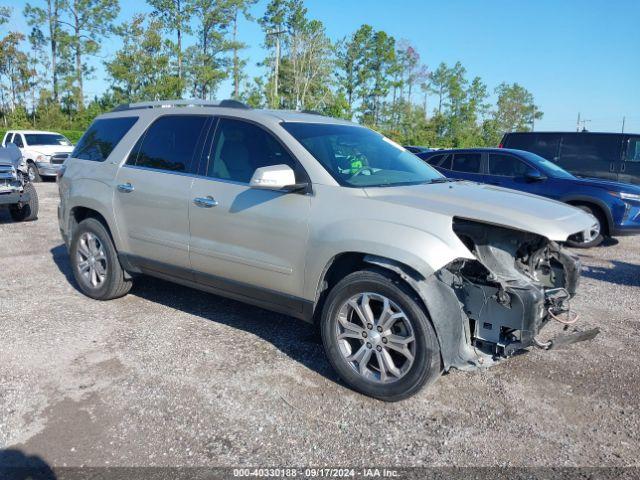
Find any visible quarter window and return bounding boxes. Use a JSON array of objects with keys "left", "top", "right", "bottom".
[
  {"left": 488, "top": 154, "right": 532, "bottom": 177},
  {"left": 128, "top": 115, "right": 209, "bottom": 173},
  {"left": 451, "top": 153, "right": 482, "bottom": 174},
  {"left": 206, "top": 118, "right": 297, "bottom": 183},
  {"left": 626, "top": 137, "right": 640, "bottom": 162},
  {"left": 73, "top": 117, "right": 138, "bottom": 162}
]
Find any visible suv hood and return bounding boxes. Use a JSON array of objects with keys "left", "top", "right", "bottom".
[
  {"left": 29, "top": 145, "right": 74, "bottom": 155},
  {"left": 571, "top": 176, "right": 640, "bottom": 194},
  {"left": 364, "top": 181, "right": 595, "bottom": 242}
]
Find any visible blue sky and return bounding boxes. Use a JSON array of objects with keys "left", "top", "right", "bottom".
[{"left": 7, "top": 0, "right": 640, "bottom": 132}]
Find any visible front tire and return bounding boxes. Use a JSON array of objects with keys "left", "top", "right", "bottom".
[
  {"left": 9, "top": 183, "right": 39, "bottom": 222},
  {"left": 27, "top": 161, "right": 42, "bottom": 182},
  {"left": 566, "top": 205, "right": 604, "bottom": 248},
  {"left": 320, "top": 269, "right": 441, "bottom": 401},
  {"left": 69, "top": 218, "right": 132, "bottom": 300}
]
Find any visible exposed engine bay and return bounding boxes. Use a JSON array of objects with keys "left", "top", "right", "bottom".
[{"left": 445, "top": 218, "right": 599, "bottom": 363}]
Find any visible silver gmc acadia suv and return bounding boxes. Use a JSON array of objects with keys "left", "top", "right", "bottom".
[{"left": 58, "top": 100, "right": 599, "bottom": 401}]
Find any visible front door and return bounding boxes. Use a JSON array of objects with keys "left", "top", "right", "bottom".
[
  {"left": 485, "top": 152, "right": 548, "bottom": 196},
  {"left": 189, "top": 117, "right": 311, "bottom": 302},
  {"left": 113, "top": 114, "right": 211, "bottom": 275},
  {"left": 619, "top": 136, "right": 640, "bottom": 185}
]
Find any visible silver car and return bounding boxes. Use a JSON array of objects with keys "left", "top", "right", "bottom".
[{"left": 58, "top": 100, "right": 598, "bottom": 401}]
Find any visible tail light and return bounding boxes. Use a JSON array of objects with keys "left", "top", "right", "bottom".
[{"left": 57, "top": 164, "right": 66, "bottom": 180}]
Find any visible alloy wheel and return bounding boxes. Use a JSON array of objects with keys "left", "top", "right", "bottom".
[
  {"left": 335, "top": 292, "right": 416, "bottom": 384},
  {"left": 76, "top": 232, "right": 108, "bottom": 288}
]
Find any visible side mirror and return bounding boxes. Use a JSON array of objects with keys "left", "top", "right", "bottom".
[
  {"left": 525, "top": 170, "right": 546, "bottom": 182},
  {"left": 249, "top": 164, "right": 308, "bottom": 192}
]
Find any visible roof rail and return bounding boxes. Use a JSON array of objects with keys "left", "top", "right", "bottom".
[{"left": 111, "top": 99, "right": 250, "bottom": 112}]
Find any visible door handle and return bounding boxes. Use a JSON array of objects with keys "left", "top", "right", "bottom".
[
  {"left": 117, "top": 182, "right": 134, "bottom": 193},
  {"left": 610, "top": 163, "right": 615, "bottom": 172},
  {"left": 621, "top": 163, "right": 626, "bottom": 173},
  {"left": 193, "top": 196, "right": 218, "bottom": 208}
]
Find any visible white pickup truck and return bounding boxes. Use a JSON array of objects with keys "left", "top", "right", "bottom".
[{"left": 1, "top": 130, "right": 74, "bottom": 182}]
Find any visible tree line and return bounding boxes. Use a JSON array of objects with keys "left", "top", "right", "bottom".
[{"left": 0, "top": 0, "right": 542, "bottom": 146}]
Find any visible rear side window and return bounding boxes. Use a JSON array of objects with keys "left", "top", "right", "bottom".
[
  {"left": 423, "top": 153, "right": 445, "bottom": 167},
  {"left": 626, "top": 137, "right": 640, "bottom": 162},
  {"left": 127, "top": 115, "right": 210, "bottom": 173},
  {"left": 504, "top": 133, "right": 560, "bottom": 160},
  {"left": 73, "top": 117, "right": 138, "bottom": 162},
  {"left": 559, "top": 134, "right": 622, "bottom": 166},
  {"left": 451, "top": 153, "right": 481, "bottom": 173},
  {"left": 489, "top": 154, "right": 532, "bottom": 177}
]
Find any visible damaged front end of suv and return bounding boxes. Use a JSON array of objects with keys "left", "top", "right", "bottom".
[
  {"left": 0, "top": 143, "right": 39, "bottom": 222},
  {"left": 368, "top": 218, "right": 599, "bottom": 372}
]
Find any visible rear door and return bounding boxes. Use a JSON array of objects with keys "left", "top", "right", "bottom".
[
  {"left": 113, "top": 114, "right": 212, "bottom": 275},
  {"left": 557, "top": 133, "right": 622, "bottom": 180},
  {"left": 619, "top": 135, "right": 640, "bottom": 185},
  {"left": 448, "top": 152, "right": 484, "bottom": 182},
  {"left": 189, "top": 117, "right": 311, "bottom": 300}
]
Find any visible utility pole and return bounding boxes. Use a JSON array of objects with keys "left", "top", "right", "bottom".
[
  {"left": 266, "top": 29, "right": 286, "bottom": 108},
  {"left": 576, "top": 112, "right": 581, "bottom": 132},
  {"left": 622, "top": 116, "right": 626, "bottom": 133}
]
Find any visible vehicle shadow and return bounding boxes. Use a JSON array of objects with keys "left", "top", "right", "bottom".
[
  {"left": 49, "top": 244, "right": 338, "bottom": 385},
  {"left": 0, "top": 449, "right": 56, "bottom": 480},
  {"left": 581, "top": 260, "right": 640, "bottom": 287}
]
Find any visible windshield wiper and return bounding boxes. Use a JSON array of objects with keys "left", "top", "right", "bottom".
[{"left": 428, "top": 177, "right": 464, "bottom": 184}]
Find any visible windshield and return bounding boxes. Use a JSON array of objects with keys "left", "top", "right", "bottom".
[
  {"left": 282, "top": 123, "right": 443, "bottom": 187},
  {"left": 24, "top": 134, "right": 72, "bottom": 146},
  {"left": 518, "top": 150, "right": 575, "bottom": 179}
]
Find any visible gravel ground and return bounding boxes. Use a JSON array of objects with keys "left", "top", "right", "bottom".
[{"left": 0, "top": 182, "right": 639, "bottom": 469}]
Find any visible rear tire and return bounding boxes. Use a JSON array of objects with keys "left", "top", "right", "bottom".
[
  {"left": 320, "top": 269, "right": 441, "bottom": 401},
  {"left": 9, "top": 183, "right": 39, "bottom": 222},
  {"left": 566, "top": 205, "right": 604, "bottom": 248},
  {"left": 69, "top": 217, "right": 132, "bottom": 300}
]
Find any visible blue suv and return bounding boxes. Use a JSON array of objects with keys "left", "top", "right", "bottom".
[{"left": 417, "top": 148, "right": 640, "bottom": 247}]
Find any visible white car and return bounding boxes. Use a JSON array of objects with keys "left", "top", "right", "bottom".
[{"left": 1, "top": 130, "right": 74, "bottom": 181}]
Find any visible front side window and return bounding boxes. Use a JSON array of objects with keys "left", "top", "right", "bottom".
[
  {"left": 282, "top": 123, "right": 442, "bottom": 187},
  {"left": 488, "top": 154, "right": 532, "bottom": 177},
  {"left": 626, "top": 137, "right": 640, "bottom": 162},
  {"left": 73, "top": 117, "right": 138, "bottom": 162},
  {"left": 206, "top": 118, "right": 297, "bottom": 183},
  {"left": 24, "top": 133, "right": 71, "bottom": 146},
  {"left": 127, "top": 115, "right": 209, "bottom": 173},
  {"left": 12, "top": 134, "right": 24, "bottom": 148},
  {"left": 451, "top": 153, "right": 482, "bottom": 174}
]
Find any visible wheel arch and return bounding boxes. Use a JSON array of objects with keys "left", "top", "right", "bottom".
[{"left": 562, "top": 195, "right": 613, "bottom": 236}]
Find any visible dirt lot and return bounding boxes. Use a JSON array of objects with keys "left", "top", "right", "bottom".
[{"left": 1, "top": 182, "right": 639, "bottom": 469}]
